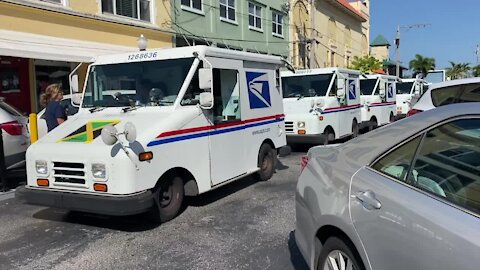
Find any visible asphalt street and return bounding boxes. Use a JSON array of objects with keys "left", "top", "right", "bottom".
[{"left": 0, "top": 151, "right": 309, "bottom": 270}]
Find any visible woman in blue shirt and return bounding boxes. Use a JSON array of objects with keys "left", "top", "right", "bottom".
[{"left": 40, "top": 84, "right": 66, "bottom": 132}]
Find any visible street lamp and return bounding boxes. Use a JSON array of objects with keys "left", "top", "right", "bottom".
[{"left": 395, "top": 23, "right": 430, "bottom": 78}]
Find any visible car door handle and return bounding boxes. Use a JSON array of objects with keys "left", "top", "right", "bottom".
[{"left": 355, "top": 190, "right": 382, "bottom": 210}]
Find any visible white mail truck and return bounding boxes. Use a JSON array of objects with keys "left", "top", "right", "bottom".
[
  {"left": 281, "top": 68, "right": 361, "bottom": 145},
  {"left": 396, "top": 78, "right": 427, "bottom": 118},
  {"left": 17, "top": 46, "right": 286, "bottom": 222},
  {"left": 359, "top": 74, "right": 397, "bottom": 130}
]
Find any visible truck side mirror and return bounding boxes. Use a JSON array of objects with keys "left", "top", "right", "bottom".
[
  {"left": 379, "top": 83, "right": 386, "bottom": 98},
  {"left": 414, "top": 84, "right": 421, "bottom": 96},
  {"left": 336, "top": 89, "right": 345, "bottom": 99},
  {"left": 199, "top": 92, "right": 213, "bottom": 109},
  {"left": 337, "top": 78, "right": 346, "bottom": 99},
  {"left": 198, "top": 68, "right": 213, "bottom": 90}
]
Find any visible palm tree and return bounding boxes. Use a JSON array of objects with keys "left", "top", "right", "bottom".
[
  {"left": 472, "top": 65, "right": 480, "bottom": 77},
  {"left": 446, "top": 62, "right": 471, "bottom": 79},
  {"left": 409, "top": 54, "right": 436, "bottom": 78}
]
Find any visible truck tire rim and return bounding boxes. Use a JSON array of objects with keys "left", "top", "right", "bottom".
[
  {"left": 262, "top": 152, "right": 272, "bottom": 171},
  {"left": 323, "top": 250, "right": 356, "bottom": 270}
]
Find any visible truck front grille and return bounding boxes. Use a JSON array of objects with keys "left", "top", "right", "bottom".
[
  {"left": 53, "top": 162, "right": 86, "bottom": 185},
  {"left": 285, "top": 121, "right": 294, "bottom": 133}
]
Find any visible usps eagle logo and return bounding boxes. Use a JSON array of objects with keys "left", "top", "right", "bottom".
[
  {"left": 247, "top": 72, "right": 271, "bottom": 109},
  {"left": 348, "top": 79, "right": 356, "bottom": 100},
  {"left": 388, "top": 83, "right": 394, "bottom": 99}
]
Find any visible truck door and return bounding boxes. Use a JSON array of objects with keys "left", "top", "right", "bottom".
[{"left": 208, "top": 58, "right": 246, "bottom": 186}]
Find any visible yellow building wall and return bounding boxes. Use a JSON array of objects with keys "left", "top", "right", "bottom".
[
  {"left": 289, "top": 0, "right": 370, "bottom": 69},
  {"left": 0, "top": 1, "right": 172, "bottom": 49},
  {"left": 289, "top": 0, "right": 312, "bottom": 68}
]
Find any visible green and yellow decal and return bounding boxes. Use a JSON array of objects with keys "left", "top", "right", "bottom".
[{"left": 58, "top": 120, "right": 120, "bottom": 143}]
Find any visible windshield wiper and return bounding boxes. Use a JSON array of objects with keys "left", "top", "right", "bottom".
[
  {"left": 122, "top": 104, "right": 143, "bottom": 113},
  {"left": 89, "top": 107, "right": 106, "bottom": 113}
]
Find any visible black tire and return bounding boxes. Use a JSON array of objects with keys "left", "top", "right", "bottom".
[
  {"left": 368, "top": 117, "right": 378, "bottom": 131},
  {"left": 323, "top": 128, "right": 334, "bottom": 145},
  {"left": 317, "top": 237, "right": 365, "bottom": 270},
  {"left": 351, "top": 119, "right": 359, "bottom": 138},
  {"left": 389, "top": 112, "right": 395, "bottom": 123},
  {"left": 149, "top": 176, "right": 184, "bottom": 223},
  {"left": 255, "top": 143, "right": 276, "bottom": 181}
]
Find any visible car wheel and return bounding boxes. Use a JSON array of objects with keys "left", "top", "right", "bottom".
[
  {"left": 389, "top": 112, "right": 395, "bottom": 123},
  {"left": 317, "top": 237, "right": 364, "bottom": 270},
  {"left": 255, "top": 143, "right": 276, "bottom": 181},
  {"left": 149, "top": 176, "right": 184, "bottom": 223},
  {"left": 351, "top": 119, "right": 359, "bottom": 138}
]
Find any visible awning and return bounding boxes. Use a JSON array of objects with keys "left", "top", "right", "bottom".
[{"left": 0, "top": 30, "right": 135, "bottom": 63}]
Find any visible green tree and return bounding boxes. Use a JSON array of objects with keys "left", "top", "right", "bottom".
[
  {"left": 446, "top": 61, "right": 471, "bottom": 79},
  {"left": 409, "top": 54, "right": 436, "bottom": 78},
  {"left": 472, "top": 65, "right": 480, "bottom": 77},
  {"left": 349, "top": 55, "right": 383, "bottom": 74}
]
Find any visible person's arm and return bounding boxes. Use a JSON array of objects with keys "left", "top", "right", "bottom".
[{"left": 54, "top": 102, "right": 67, "bottom": 125}]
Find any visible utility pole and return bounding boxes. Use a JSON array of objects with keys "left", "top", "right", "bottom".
[
  {"left": 309, "top": 0, "right": 316, "bottom": 68},
  {"left": 476, "top": 44, "right": 480, "bottom": 65},
  {"left": 395, "top": 23, "right": 431, "bottom": 78}
]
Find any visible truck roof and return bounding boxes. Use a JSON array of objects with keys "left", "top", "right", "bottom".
[
  {"left": 92, "top": 45, "right": 284, "bottom": 66},
  {"left": 281, "top": 67, "right": 361, "bottom": 77},
  {"left": 364, "top": 74, "right": 398, "bottom": 80},
  {"left": 400, "top": 78, "right": 427, "bottom": 83}
]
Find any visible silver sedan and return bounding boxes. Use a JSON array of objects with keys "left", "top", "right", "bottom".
[{"left": 295, "top": 103, "right": 480, "bottom": 270}]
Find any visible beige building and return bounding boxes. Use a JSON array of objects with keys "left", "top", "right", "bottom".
[
  {"left": 0, "top": 0, "right": 172, "bottom": 113},
  {"left": 290, "top": 0, "right": 370, "bottom": 69}
]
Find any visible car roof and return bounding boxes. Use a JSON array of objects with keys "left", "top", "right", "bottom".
[
  {"left": 429, "top": 77, "right": 480, "bottom": 90},
  {"left": 334, "top": 103, "right": 480, "bottom": 165}
]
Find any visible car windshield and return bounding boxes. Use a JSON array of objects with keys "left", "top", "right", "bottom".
[
  {"left": 281, "top": 73, "right": 334, "bottom": 98},
  {"left": 360, "top": 79, "right": 378, "bottom": 95},
  {"left": 82, "top": 58, "right": 195, "bottom": 108},
  {"left": 396, "top": 82, "right": 414, "bottom": 94}
]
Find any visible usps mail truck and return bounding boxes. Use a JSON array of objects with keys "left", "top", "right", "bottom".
[
  {"left": 281, "top": 68, "right": 361, "bottom": 145},
  {"left": 396, "top": 78, "right": 427, "bottom": 118},
  {"left": 359, "top": 74, "right": 397, "bottom": 130},
  {"left": 17, "top": 46, "right": 286, "bottom": 222}
]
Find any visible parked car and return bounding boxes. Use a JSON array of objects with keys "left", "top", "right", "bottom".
[
  {"left": 0, "top": 98, "right": 29, "bottom": 169},
  {"left": 295, "top": 103, "right": 480, "bottom": 270},
  {"left": 408, "top": 77, "right": 480, "bottom": 116},
  {"left": 36, "top": 93, "right": 81, "bottom": 138}
]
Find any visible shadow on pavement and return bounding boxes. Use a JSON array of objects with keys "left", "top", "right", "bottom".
[
  {"left": 187, "top": 174, "right": 259, "bottom": 207},
  {"left": 32, "top": 208, "right": 159, "bottom": 232},
  {"left": 288, "top": 231, "right": 309, "bottom": 270},
  {"left": 0, "top": 167, "right": 26, "bottom": 192},
  {"left": 276, "top": 156, "right": 289, "bottom": 171}
]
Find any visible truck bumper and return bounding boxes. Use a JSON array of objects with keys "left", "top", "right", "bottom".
[
  {"left": 15, "top": 186, "right": 154, "bottom": 216},
  {"left": 287, "top": 134, "right": 326, "bottom": 145}
]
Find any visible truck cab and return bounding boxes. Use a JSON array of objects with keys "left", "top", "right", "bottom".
[
  {"left": 396, "top": 78, "right": 427, "bottom": 119},
  {"left": 17, "top": 46, "right": 286, "bottom": 223},
  {"left": 359, "top": 74, "right": 397, "bottom": 130},
  {"left": 281, "top": 68, "right": 361, "bottom": 145}
]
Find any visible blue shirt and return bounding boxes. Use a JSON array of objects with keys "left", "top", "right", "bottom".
[{"left": 45, "top": 101, "right": 66, "bottom": 132}]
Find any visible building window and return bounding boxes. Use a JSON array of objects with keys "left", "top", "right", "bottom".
[
  {"left": 272, "top": 12, "right": 283, "bottom": 37},
  {"left": 102, "top": 0, "right": 151, "bottom": 22},
  {"left": 248, "top": 2, "right": 262, "bottom": 30},
  {"left": 181, "top": 0, "right": 203, "bottom": 13},
  {"left": 220, "top": 0, "right": 236, "bottom": 22}
]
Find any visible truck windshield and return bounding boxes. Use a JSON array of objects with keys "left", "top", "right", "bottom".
[
  {"left": 360, "top": 79, "right": 377, "bottom": 95},
  {"left": 82, "top": 58, "right": 195, "bottom": 108},
  {"left": 281, "top": 73, "right": 334, "bottom": 98},
  {"left": 396, "top": 82, "right": 414, "bottom": 94}
]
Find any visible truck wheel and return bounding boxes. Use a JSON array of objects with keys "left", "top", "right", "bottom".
[
  {"left": 149, "top": 176, "right": 184, "bottom": 223},
  {"left": 323, "top": 128, "right": 334, "bottom": 145},
  {"left": 351, "top": 119, "right": 359, "bottom": 138},
  {"left": 390, "top": 112, "right": 395, "bottom": 123},
  {"left": 369, "top": 117, "right": 378, "bottom": 131},
  {"left": 255, "top": 143, "right": 276, "bottom": 181}
]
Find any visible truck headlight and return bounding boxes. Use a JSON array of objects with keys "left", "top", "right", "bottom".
[
  {"left": 92, "top": 163, "right": 106, "bottom": 179},
  {"left": 35, "top": 160, "right": 48, "bottom": 175},
  {"left": 297, "top": 121, "right": 306, "bottom": 128}
]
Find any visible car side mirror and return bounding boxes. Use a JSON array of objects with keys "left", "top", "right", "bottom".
[
  {"left": 336, "top": 89, "right": 345, "bottom": 99},
  {"left": 71, "top": 93, "right": 82, "bottom": 107},
  {"left": 198, "top": 68, "right": 212, "bottom": 90},
  {"left": 199, "top": 92, "right": 213, "bottom": 109}
]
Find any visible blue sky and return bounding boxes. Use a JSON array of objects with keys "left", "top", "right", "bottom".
[{"left": 370, "top": 0, "right": 480, "bottom": 69}]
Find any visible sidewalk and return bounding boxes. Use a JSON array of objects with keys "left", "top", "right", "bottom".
[{"left": 0, "top": 167, "right": 26, "bottom": 202}]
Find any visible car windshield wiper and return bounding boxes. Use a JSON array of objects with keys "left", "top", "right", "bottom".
[
  {"left": 122, "top": 104, "right": 144, "bottom": 113},
  {"left": 89, "top": 106, "right": 106, "bottom": 113}
]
